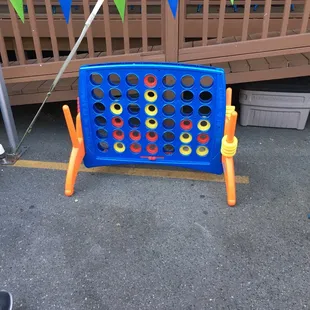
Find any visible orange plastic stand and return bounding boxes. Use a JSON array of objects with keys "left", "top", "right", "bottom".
[
  {"left": 222, "top": 88, "right": 238, "bottom": 206},
  {"left": 63, "top": 93, "right": 238, "bottom": 207},
  {"left": 62, "top": 101, "right": 85, "bottom": 197}
]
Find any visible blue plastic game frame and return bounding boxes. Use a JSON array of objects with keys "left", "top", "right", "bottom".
[{"left": 78, "top": 62, "right": 226, "bottom": 174}]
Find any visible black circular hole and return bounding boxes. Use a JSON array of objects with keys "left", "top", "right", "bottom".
[
  {"left": 92, "top": 88, "right": 104, "bottom": 100},
  {"left": 181, "top": 90, "right": 194, "bottom": 102},
  {"left": 115, "top": 118, "right": 121, "bottom": 124},
  {"left": 114, "top": 104, "right": 121, "bottom": 110},
  {"left": 109, "top": 88, "right": 122, "bottom": 100},
  {"left": 199, "top": 106, "right": 211, "bottom": 116},
  {"left": 128, "top": 117, "right": 141, "bottom": 128},
  {"left": 201, "top": 120, "right": 208, "bottom": 127},
  {"left": 184, "top": 120, "right": 190, "bottom": 126},
  {"left": 90, "top": 73, "right": 102, "bottom": 85},
  {"left": 183, "top": 133, "right": 189, "bottom": 139},
  {"left": 98, "top": 141, "right": 109, "bottom": 152},
  {"left": 127, "top": 89, "right": 139, "bottom": 101},
  {"left": 117, "top": 142, "right": 124, "bottom": 149},
  {"left": 163, "top": 131, "right": 175, "bottom": 142},
  {"left": 148, "top": 91, "right": 155, "bottom": 98},
  {"left": 149, "top": 144, "right": 156, "bottom": 150},
  {"left": 128, "top": 103, "right": 140, "bottom": 114},
  {"left": 162, "top": 75, "right": 176, "bottom": 87},
  {"left": 199, "top": 91, "right": 212, "bottom": 102},
  {"left": 181, "top": 105, "right": 193, "bottom": 116},
  {"left": 149, "top": 105, "right": 155, "bottom": 112},
  {"left": 163, "top": 144, "right": 175, "bottom": 154},
  {"left": 96, "top": 129, "right": 108, "bottom": 138},
  {"left": 95, "top": 116, "right": 106, "bottom": 126},
  {"left": 200, "top": 76, "right": 213, "bottom": 87},
  {"left": 149, "top": 132, "right": 156, "bottom": 138},
  {"left": 132, "top": 131, "right": 140, "bottom": 137},
  {"left": 163, "top": 90, "right": 175, "bottom": 102},
  {"left": 115, "top": 130, "right": 122, "bottom": 136},
  {"left": 108, "top": 73, "right": 120, "bottom": 85},
  {"left": 149, "top": 119, "right": 155, "bottom": 125},
  {"left": 94, "top": 102, "right": 105, "bottom": 113},
  {"left": 126, "top": 73, "right": 139, "bottom": 86},
  {"left": 181, "top": 75, "right": 194, "bottom": 87},
  {"left": 183, "top": 146, "right": 189, "bottom": 151},
  {"left": 163, "top": 118, "right": 175, "bottom": 129},
  {"left": 163, "top": 104, "right": 175, "bottom": 116}
]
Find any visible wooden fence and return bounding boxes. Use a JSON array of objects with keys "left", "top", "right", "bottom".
[{"left": 1, "top": 0, "right": 310, "bottom": 86}]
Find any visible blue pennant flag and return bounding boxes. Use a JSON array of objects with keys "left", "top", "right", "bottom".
[
  {"left": 59, "top": 0, "right": 72, "bottom": 23},
  {"left": 168, "top": 0, "right": 178, "bottom": 18}
]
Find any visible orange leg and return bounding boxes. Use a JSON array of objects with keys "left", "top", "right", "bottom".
[
  {"left": 63, "top": 105, "right": 85, "bottom": 197},
  {"left": 65, "top": 143, "right": 85, "bottom": 196},
  {"left": 221, "top": 88, "right": 238, "bottom": 206},
  {"left": 222, "top": 156, "right": 236, "bottom": 206}
]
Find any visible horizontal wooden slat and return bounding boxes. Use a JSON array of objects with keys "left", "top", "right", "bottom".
[
  {"left": 10, "top": 89, "right": 78, "bottom": 105},
  {"left": 226, "top": 63, "right": 310, "bottom": 84},
  {"left": 285, "top": 53, "right": 309, "bottom": 66},
  {"left": 266, "top": 56, "right": 288, "bottom": 69},
  {"left": 0, "top": 18, "right": 306, "bottom": 40},
  {"left": 9, "top": 82, "right": 30, "bottom": 95},
  {"left": 22, "top": 80, "right": 45, "bottom": 94},
  {"left": 3, "top": 52, "right": 165, "bottom": 83},
  {"left": 303, "top": 52, "right": 310, "bottom": 63},
  {"left": 229, "top": 60, "right": 250, "bottom": 73},
  {"left": 38, "top": 79, "right": 53, "bottom": 92},
  {"left": 184, "top": 46, "right": 310, "bottom": 66},
  {"left": 55, "top": 77, "right": 78, "bottom": 91},
  {"left": 72, "top": 78, "right": 79, "bottom": 90},
  {"left": 5, "top": 83, "right": 17, "bottom": 96},
  {"left": 212, "top": 62, "right": 230, "bottom": 73},
  {"left": 179, "top": 33, "right": 310, "bottom": 62},
  {"left": 248, "top": 58, "right": 269, "bottom": 71}
]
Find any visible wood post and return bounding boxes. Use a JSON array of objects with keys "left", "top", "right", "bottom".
[{"left": 165, "top": 2, "right": 179, "bottom": 62}]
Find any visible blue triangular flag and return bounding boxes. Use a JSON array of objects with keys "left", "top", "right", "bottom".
[
  {"left": 168, "top": 0, "right": 178, "bottom": 18},
  {"left": 59, "top": 0, "right": 72, "bottom": 23}
]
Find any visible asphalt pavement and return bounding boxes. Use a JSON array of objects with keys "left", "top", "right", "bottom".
[{"left": 0, "top": 101, "right": 309, "bottom": 310}]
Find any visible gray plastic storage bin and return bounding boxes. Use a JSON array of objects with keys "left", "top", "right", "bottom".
[{"left": 239, "top": 89, "right": 310, "bottom": 130}]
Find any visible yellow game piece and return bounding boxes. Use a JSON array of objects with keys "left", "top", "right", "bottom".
[
  {"left": 180, "top": 145, "right": 192, "bottom": 156},
  {"left": 180, "top": 132, "right": 192, "bottom": 143},
  {"left": 114, "top": 142, "right": 126, "bottom": 153},
  {"left": 110, "top": 103, "right": 123, "bottom": 115},
  {"left": 144, "top": 90, "right": 158, "bottom": 103},
  {"left": 196, "top": 146, "right": 209, "bottom": 156},
  {"left": 197, "top": 120, "right": 211, "bottom": 131},
  {"left": 145, "top": 118, "right": 158, "bottom": 129},
  {"left": 145, "top": 104, "right": 158, "bottom": 116}
]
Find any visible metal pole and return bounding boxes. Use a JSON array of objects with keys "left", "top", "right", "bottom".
[
  {"left": 0, "top": 64, "right": 19, "bottom": 152},
  {"left": 13, "top": 0, "right": 104, "bottom": 154}
]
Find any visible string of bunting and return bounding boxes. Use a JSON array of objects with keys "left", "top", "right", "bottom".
[{"left": 9, "top": 0, "right": 182, "bottom": 23}]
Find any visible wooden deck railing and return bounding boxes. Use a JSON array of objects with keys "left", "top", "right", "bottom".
[
  {"left": 178, "top": 0, "right": 310, "bottom": 65},
  {"left": 0, "top": 0, "right": 310, "bottom": 83}
]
